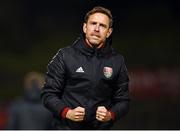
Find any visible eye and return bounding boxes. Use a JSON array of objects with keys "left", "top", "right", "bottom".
[
  {"left": 91, "top": 22, "right": 97, "bottom": 25},
  {"left": 100, "top": 24, "right": 107, "bottom": 29}
]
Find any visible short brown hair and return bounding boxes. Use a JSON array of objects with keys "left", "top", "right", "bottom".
[{"left": 84, "top": 6, "right": 113, "bottom": 28}]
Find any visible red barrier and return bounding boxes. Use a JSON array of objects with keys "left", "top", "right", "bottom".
[{"left": 129, "top": 68, "right": 180, "bottom": 101}]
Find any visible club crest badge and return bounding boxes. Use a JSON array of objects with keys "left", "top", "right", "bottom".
[{"left": 103, "top": 67, "right": 113, "bottom": 78}]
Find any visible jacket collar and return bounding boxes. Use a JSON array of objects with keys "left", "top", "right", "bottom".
[{"left": 73, "top": 35, "right": 113, "bottom": 57}]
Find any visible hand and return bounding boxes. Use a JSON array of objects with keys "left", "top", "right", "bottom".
[
  {"left": 66, "top": 106, "right": 85, "bottom": 122},
  {"left": 96, "top": 106, "right": 112, "bottom": 122}
]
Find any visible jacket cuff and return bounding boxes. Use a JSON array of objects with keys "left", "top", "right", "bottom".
[
  {"left": 109, "top": 110, "right": 115, "bottom": 121},
  {"left": 61, "top": 107, "right": 70, "bottom": 119}
]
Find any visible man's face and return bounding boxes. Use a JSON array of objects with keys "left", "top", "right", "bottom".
[{"left": 83, "top": 13, "right": 112, "bottom": 47}]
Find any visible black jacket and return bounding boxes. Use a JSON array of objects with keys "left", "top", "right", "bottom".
[{"left": 41, "top": 36, "right": 130, "bottom": 129}]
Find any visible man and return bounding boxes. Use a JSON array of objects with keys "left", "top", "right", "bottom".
[
  {"left": 41, "top": 6, "right": 130, "bottom": 129},
  {"left": 6, "top": 72, "right": 53, "bottom": 129}
]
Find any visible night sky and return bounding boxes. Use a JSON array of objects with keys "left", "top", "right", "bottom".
[{"left": 1, "top": 0, "right": 179, "bottom": 68}]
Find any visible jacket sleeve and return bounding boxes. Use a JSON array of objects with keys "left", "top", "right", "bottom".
[
  {"left": 110, "top": 55, "right": 130, "bottom": 121},
  {"left": 41, "top": 49, "right": 67, "bottom": 118}
]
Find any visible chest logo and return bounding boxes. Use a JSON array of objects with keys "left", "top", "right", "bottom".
[
  {"left": 76, "top": 67, "right": 84, "bottom": 73},
  {"left": 103, "top": 67, "right": 113, "bottom": 78}
]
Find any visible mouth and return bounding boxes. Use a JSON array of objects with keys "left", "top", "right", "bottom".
[
  {"left": 91, "top": 34, "right": 100, "bottom": 39},
  {"left": 92, "top": 35, "right": 99, "bottom": 38}
]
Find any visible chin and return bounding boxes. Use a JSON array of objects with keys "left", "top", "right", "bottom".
[
  {"left": 90, "top": 40, "right": 100, "bottom": 45},
  {"left": 91, "top": 42, "right": 99, "bottom": 45}
]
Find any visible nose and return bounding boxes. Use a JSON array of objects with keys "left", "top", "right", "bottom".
[{"left": 94, "top": 24, "right": 99, "bottom": 32}]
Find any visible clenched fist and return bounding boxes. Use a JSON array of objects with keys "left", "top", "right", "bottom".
[
  {"left": 66, "top": 106, "right": 85, "bottom": 122},
  {"left": 96, "top": 106, "right": 112, "bottom": 122}
]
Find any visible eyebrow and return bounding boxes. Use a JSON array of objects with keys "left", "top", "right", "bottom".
[{"left": 89, "top": 21, "right": 108, "bottom": 28}]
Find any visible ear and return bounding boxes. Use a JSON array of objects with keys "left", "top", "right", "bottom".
[
  {"left": 106, "top": 28, "right": 113, "bottom": 38},
  {"left": 83, "top": 23, "right": 87, "bottom": 34}
]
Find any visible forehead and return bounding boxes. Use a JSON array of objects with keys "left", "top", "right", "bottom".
[{"left": 87, "top": 13, "right": 110, "bottom": 25}]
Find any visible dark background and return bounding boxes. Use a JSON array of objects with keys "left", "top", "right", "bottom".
[{"left": 0, "top": 0, "right": 180, "bottom": 129}]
